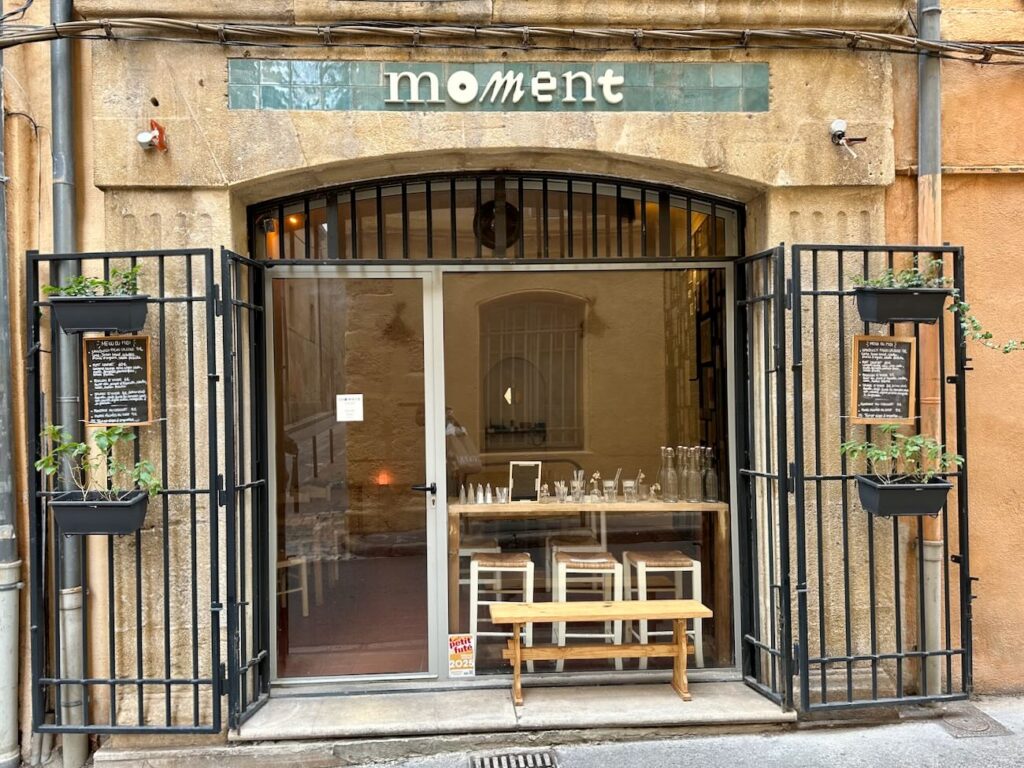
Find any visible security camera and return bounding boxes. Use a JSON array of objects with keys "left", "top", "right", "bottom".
[
  {"left": 136, "top": 130, "right": 160, "bottom": 148},
  {"left": 829, "top": 119, "right": 866, "bottom": 158},
  {"left": 829, "top": 119, "right": 849, "bottom": 144},
  {"left": 135, "top": 120, "right": 167, "bottom": 152}
]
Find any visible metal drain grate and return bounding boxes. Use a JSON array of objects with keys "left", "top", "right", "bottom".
[
  {"left": 941, "top": 706, "right": 1013, "bottom": 739},
  {"left": 471, "top": 750, "right": 557, "bottom": 768}
]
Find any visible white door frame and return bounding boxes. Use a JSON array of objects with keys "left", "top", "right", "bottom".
[{"left": 265, "top": 263, "right": 444, "bottom": 684}]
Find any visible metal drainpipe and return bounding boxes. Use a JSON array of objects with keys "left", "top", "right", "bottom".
[
  {"left": 0, "top": 4, "right": 27, "bottom": 764},
  {"left": 917, "top": 0, "right": 944, "bottom": 698},
  {"left": 50, "top": 0, "right": 88, "bottom": 764}
]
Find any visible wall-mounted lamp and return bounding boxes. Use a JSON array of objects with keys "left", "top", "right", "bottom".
[{"left": 136, "top": 119, "right": 167, "bottom": 152}]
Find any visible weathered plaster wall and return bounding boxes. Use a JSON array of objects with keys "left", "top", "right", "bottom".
[
  {"left": 884, "top": 4, "right": 1024, "bottom": 694},
  {"left": 87, "top": 43, "right": 894, "bottom": 202}
]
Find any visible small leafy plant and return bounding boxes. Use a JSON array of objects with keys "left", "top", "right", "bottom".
[
  {"left": 840, "top": 424, "right": 963, "bottom": 485},
  {"left": 852, "top": 258, "right": 950, "bottom": 291},
  {"left": 35, "top": 424, "right": 162, "bottom": 500},
  {"left": 854, "top": 258, "right": 1023, "bottom": 354},
  {"left": 43, "top": 265, "right": 142, "bottom": 298}
]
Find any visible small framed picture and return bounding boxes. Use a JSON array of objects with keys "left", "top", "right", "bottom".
[{"left": 509, "top": 461, "right": 542, "bottom": 502}]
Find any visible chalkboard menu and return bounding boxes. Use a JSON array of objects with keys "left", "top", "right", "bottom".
[
  {"left": 851, "top": 334, "right": 917, "bottom": 425},
  {"left": 84, "top": 335, "right": 153, "bottom": 425}
]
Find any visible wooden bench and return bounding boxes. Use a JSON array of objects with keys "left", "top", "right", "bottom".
[{"left": 489, "top": 599, "right": 713, "bottom": 705}]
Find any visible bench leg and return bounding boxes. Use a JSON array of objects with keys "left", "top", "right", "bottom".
[
  {"left": 671, "top": 619, "right": 692, "bottom": 702},
  {"left": 511, "top": 622, "right": 523, "bottom": 706}
]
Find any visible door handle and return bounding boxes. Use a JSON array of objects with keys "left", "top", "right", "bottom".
[{"left": 411, "top": 482, "right": 437, "bottom": 494}]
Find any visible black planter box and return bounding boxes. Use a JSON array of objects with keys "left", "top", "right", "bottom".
[
  {"left": 49, "top": 294, "right": 149, "bottom": 333},
  {"left": 50, "top": 490, "right": 149, "bottom": 535},
  {"left": 854, "top": 287, "right": 951, "bottom": 325},
  {"left": 855, "top": 475, "right": 953, "bottom": 518}
]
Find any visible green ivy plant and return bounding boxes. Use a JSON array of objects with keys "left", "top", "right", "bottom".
[
  {"left": 35, "top": 424, "right": 162, "bottom": 500},
  {"left": 852, "top": 258, "right": 950, "bottom": 291},
  {"left": 43, "top": 265, "right": 142, "bottom": 298},
  {"left": 840, "top": 424, "right": 963, "bottom": 485},
  {"left": 854, "top": 258, "right": 1023, "bottom": 354}
]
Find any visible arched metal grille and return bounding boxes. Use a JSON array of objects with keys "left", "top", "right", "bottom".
[{"left": 249, "top": 172, "right": 742, "bottom": 262}]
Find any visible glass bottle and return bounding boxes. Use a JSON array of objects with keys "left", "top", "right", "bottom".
[
  {"left": 663, "top": 447, "right": 679, "bottom": 503},
  {"left": 685, "top": 447, "right": 702, "bottom": 502},
  {"left": 702, "top": 448, "right": 720, "bottom": 502},
  {"left": 656, "top": 446, "right": 667, "bottom": 493}
]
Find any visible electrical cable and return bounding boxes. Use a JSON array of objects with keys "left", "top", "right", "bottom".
[{"left": 0, "top": 19, "right": 1020, "bottom": 64}]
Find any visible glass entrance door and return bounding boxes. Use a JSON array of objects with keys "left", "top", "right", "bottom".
[{"left": 270, "top": 273, "right": 436, "bottom": 679}]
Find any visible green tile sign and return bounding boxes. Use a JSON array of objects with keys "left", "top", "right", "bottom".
[{"left": 228, "top": 60, "right": 769, "bottom": 113}]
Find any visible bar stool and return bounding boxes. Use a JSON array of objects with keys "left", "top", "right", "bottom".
[
  {"left": 623, "top": 550, "right": 704, "bottom": 669},
  {"left": 552, "top": 551, "right": 623, "bottom": 672},
  {"left": 459, "top": 534, "right": 501, "bottom": 587},
  {"left": 544, "top": 533, "right": 602, "bottom": 593},
  {"left": 469, "top": 552, "right": 535, "bottom": 672}
]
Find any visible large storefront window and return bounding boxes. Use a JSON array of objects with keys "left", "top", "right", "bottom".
[{"left": 444, "top": 268, "right": 732, "bottom": 673}]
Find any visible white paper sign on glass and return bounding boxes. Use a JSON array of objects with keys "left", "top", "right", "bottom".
[{"left": 336, "top": 394, "right": 364, "bottom": 422}]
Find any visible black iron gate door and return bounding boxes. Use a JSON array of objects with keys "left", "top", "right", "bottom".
[
  {"left": 27, "top": 248, "right": 225, "bottom": 733},
  {"left": 788, "top": 245, "right": 973, "bottom": 712},
  {"left": 736, "top": 245, "right": 794, "bottom": 709},
  {"left": 222, "top": 248, "right": 270, "bottom": 728}
]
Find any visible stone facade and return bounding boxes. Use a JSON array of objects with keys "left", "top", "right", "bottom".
[{"left": 4, "top": 0, "right": 1024, "bottom": 759}]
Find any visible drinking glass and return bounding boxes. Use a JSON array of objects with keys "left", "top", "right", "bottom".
[
  {"left": 623, "top": 479, "right": 637, "bottom": 502},
  {"left": 602, "top": 479, "right": 616, "bottom": 502}
]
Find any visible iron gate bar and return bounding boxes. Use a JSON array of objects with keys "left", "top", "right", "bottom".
[
  {"left": 26, "top": 248, "right": 223, "bottom": 733},
  {"left": 736, "top": 246, "right": 791, "bottom": 709},
  {"left": 789, "top": 244, "right": 971, "bottom": 713},
  {"left": 222, "top": 248, "right": 270, "bottom": 729},
  {"left": 952, "top": 248, "right": 974, "bottom": 693}
]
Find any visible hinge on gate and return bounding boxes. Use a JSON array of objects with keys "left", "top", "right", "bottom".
[
  {"left": 216, "top": 474, "right": 227, "bottom": 507},
  {"left": 787, "top": 462, "right": 797, "bottom": 494},
  {"left": 784, "top": 278, "right": 794, "bottom": 310},
  {"left": 792, "top": 643, "right": 800, "bottom": 668},
  {"left": 214, "top": 284, "right": 224, "bottom": 317},
  {"left": 220, "top": 662, "right": 228, "bottom": 693}
]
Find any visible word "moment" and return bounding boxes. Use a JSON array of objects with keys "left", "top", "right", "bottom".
[{"left": 384, "top": 67, "right": 626, "bottom": 106}]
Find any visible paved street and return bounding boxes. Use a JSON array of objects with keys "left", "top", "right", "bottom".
[{"left": 366, "top": 696, "right": 1024, "bottom": 768}]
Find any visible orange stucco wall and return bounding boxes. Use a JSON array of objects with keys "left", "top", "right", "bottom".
[{"left": 888, "top": 36, "right": 1024, "bottom": 692}]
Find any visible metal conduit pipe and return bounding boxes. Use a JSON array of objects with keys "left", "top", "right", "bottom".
[
  {"left": 50, "top": 0, "right": 88, "bottom": 763},
  {"left": 0, "top": 3, "right": 25, "bottom": 766},
  {"left": 917, "top": 0, "right": 944, "bottom": 698}
]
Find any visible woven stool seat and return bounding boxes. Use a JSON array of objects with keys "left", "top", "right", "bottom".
[
  {"left": 625, "top": 550, "right": 693, "bottom": 568},
  {"left": 550, "top": 533, "right": 598, "bottom": 546},
  {"left": 472, "top": 551, "right": 531, "bottom": 568},
  {"left": 555, "top": 551, "right": 618, "bottom": 570}
]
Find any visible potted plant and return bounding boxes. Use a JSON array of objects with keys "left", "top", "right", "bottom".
[
  {"left": 852, "top": 258, "right": 952, "bottom": 324},
  {"left": 840, "top": 424, "right": 963, "bottom": 518},
  {"left": 44, "top": 265, "right": 148, "bottom": 333},
  {"left": 35, "top": 424, "right": 162, "bottom": 535}
]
